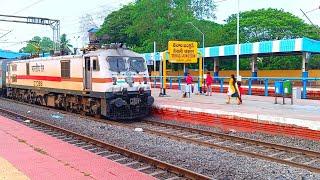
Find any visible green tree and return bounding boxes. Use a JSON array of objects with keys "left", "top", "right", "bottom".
[
  {"left": 20, "top": 36, "right": 54, "bottom": 55},
  {"left": 222, "top": 8, "right": 319, "bottom": 44},
  {"left": 97, "top": 0, "right": 219, "bottom": 53},
  {"left": 97, "top": 3, "right": 136, "bottom": 46},
  {"left": 220, "top": 8, "right": 320, "bottom": 70},
  {"left": 60, "top": 34, "right": 73, "bottom": 55},
  {"left": 188, "top": 0, "right": 216, "bottom": 19},
  {"left": 40, "top": 37, "right": 54, "bottom": 52}
]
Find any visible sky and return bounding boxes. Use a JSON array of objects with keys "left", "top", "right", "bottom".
[{"left": 0, "top": 0, "right": 319, "bottom": 51}]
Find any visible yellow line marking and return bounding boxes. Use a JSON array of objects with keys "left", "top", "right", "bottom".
[{"left": 0, "top": 157, "right": 30, "bottom": 180}]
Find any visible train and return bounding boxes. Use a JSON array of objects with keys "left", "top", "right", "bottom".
[{"left": 0, "top": 44, "right": 154, "bottom": 120}]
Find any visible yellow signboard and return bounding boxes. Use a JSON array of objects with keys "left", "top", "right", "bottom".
[{"left": 168, "top": 41, "right": 198, "bottom": 63}]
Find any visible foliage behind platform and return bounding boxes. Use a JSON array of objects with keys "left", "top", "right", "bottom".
[{"left": 97, "top": 1, "right": 320, "bottom": 70}]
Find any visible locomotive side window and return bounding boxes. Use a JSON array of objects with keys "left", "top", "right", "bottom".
[
  {"left": 92, "top": 58, "right": 100, "bottom": 71},
  {"left": 61, "top": 60, "right": 70, "bottom": 78},
  {"left": 26, "top": 63, "right": 30, "bottom": 75},
  {"left": 129, "top": 57, "right": 146, "bottom": 73},
  {"left": 12, "top": 64, "right": 17, "bottom": 71}
]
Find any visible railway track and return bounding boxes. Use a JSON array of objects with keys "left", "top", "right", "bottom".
[
  {"left": 1, "top": 97, "right": 320, "bottom": 174},
  {"left": 130, "top": 121, "right": 320, "bottom": 174},
  {"left": 0, "top": 107, "right": 211, "bottom": 180}
]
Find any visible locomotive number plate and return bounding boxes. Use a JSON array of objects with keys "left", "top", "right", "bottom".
[
  {"left": 130, "top": 97, "right": 141, "bottom": 105},
  {"left": 33, "top": 81, "right": 43, "bottom": 87}
]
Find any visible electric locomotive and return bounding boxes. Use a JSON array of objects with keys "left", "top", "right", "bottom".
[{"left": 0, "top": 44, "right": 154, "bottom": 120}]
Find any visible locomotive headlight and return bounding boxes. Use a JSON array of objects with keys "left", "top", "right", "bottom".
[
  {"left": 125, "top": 77, "right": 134, "bottom": 87},
  {"left": 112, "top": 77, "right": 117, "bottom": 85}
]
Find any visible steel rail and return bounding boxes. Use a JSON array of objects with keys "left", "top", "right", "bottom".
[{"left": 142, "top": 121, "right": 320, "bottom": 158}]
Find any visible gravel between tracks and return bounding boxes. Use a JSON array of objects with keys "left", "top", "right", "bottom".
[{"left": 0, "top": 99, "right": 319, "bottom": 180}]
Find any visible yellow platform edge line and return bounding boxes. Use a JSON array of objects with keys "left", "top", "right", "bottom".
[{"left": 0, "top": 157, "right": 29, "bottom": 180}]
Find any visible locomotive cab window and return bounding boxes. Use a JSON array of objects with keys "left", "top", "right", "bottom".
[
  {"left": 61, "top": 60, "right": 70, "bottom": 78},
  {"left": 108, "top": 57, "right": 126, "bottom": 73},
  {"left": 129, "top": 57, "right": 146, "bottom": 73}
]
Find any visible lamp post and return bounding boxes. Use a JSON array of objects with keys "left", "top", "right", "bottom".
[
  {"left": 186, "top": 22, "right": 205, "bottom": 92},
  {"left": 236, "top": 0, "right": 240, "bottom": 79},
  {"left": 73, "top": 36, "right": 80, "bottom": 55},
  {"left": 153, "top": 41, "right": 156, "bottom": 73}
]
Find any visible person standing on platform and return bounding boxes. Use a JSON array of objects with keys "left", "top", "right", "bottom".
[
  {"left": 226, "top": 74, "right": 241, "bottom": 105},
  {"left": 206, "top": 72, "right": 213, "bottom": 96},
  {"left": 184, "top": 73, "right": 193, "bottom": 97}
]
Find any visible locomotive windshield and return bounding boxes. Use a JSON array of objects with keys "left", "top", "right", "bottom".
[
  {"left": 108, "top": 57, "right": 126, "bottom": 72},
  {"left": 129, "top": 57, "right": 146, "bottom": 73}
]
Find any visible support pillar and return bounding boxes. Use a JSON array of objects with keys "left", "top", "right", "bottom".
[
  {"left": 251, "top": 54, "right": 258, "bottom": 78},
  {"left": 302, "top": 52, "right": 311, "bottom": 99},
  {"left": 199, "top": 55, "right": 203, "bottom": 93},
  {"left": 214, "top": 58, "right": 219, "bottom": 83},
  {"left": 159, "top": 52, "right": 167, "bottom": 96},
  {"left": 184, "top": 64, "right": 188, "bottom": 77},
  {"left": 302, "top": 52, "right": 310, "bottom": 78}
]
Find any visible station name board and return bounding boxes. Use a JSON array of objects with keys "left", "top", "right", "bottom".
[{"left": 168, "top": 41, "right": 198, "bottom": 63}]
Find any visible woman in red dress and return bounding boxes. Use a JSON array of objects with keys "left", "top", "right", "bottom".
[{"left": 206, "top": 72, "right": 213, "bottom": 96}]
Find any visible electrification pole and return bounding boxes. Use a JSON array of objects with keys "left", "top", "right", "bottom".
[
  {"left": 236, "top": 0, "right": 240, "bottom": 79},
  {"left": 0, "top": 14, "right": 60, "bottom": 51}
]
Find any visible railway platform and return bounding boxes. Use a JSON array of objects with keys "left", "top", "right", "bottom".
[
  {"left": 0, "top": 116, "right": 154, "bottom": 180},
  {"left": 152, "top": 89, "right": 320, "bottom": 141}
]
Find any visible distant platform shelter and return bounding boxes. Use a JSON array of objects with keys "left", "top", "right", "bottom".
[{"left": 0, "top": 49, "right": 29, "bottom": 59}]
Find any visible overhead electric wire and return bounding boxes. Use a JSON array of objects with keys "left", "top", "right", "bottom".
[
  {"left": 0, "top": 30, "right": 13, "bottom": 39},
  {"left": 300, "top": 8, "right": 320, "bottom": 36},
  {"left": 1, "top": 0, "right": 121, "bottom": 50},
  {"left": 306, "top": 6, "right": 320, "bottom": 13},
  {"left": 0, "top": 41, "right": 27, "bottom": 43},
  {"left": 13, "top": 0, "right": 46, "bottom": 15},
  {"left": 214, "top": 0, "right": 229, "bottom": 3},
  {"left": 0, "top": 28, "right": 10, "bottom": 31},
  {"left": 1, "top": 41, "right": 27, "bottom": 49},
  {"left": 300, "top": 9, "right": 317, "bottom": 27}
]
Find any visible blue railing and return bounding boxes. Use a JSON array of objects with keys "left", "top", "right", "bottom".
[{"left": 149, "top": 76, "right": 320, "bottom": 99}]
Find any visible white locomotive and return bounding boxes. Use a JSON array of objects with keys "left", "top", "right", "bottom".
[{"left": 0, "top": 44, "right": 154, "bottom": 120}]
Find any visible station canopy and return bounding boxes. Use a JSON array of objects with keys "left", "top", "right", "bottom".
[
  {"left": 0, "top": 49, "right": 30, "bottom": 59},
  {"left": 143, "top": 37, "right": 320, "bottom": 64}
]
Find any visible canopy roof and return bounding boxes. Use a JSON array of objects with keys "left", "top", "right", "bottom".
[
  {"left": 143, "top": 37, "right": 320, "bottom": 64},
  {"left": 0, "top": 49, "right": 29, "bottom": 59}
]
